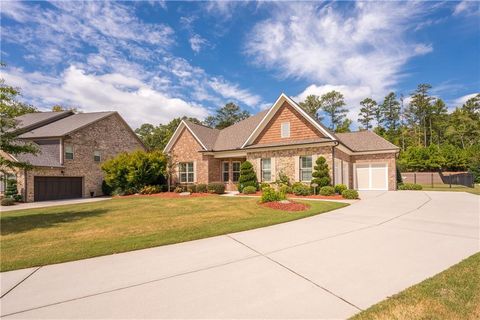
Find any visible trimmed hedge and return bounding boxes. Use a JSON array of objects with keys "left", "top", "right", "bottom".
[
  {"left": 334, "top": 184, "right": 348, "bottom": 194},
  {"left": 261, "top": 187, "right": 285, "bottom": 203},
  {"left": 342, "top": 189, "right": 359, "bottom": 199},
  {"left": 196, "top": 184, "right": 207, "bottom": 193},
  {"left": 238, "top": 161, "right": 258, "bottom": 193},
  {"left": 1, "top": 198, "right": 15, "bottom": 206},
  {"left": 312, "top": 156, "right": 331, "bottom": 188},
  {"left": 208, "top": 182, "right": 225, "bottom": 194},
  {"left": 242, "top": 186, "right": 257, "bottom": 194},
  {"left": 319, "top": 186, "right": 335, "bottom": 196},
  {"left": 398, "top": 183, "right": 423, "bottom": 190},
  {"left": 292, "top": 182, "right": 311, "bottom": 196}
]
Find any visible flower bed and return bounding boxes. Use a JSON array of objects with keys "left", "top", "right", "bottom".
[
  {"left": 260, "top": 201, "right": 310, "bottom": 211},
  {"left": 118, "top": 192, "right": 213, "bottom": 199},
  {"left": 237, "top": 191, "right": 348, "bottom": 200}
]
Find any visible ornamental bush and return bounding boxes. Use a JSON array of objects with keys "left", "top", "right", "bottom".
[
  {"left": 260, "top": 182, "right": 271, "bottom": 190},
  {"left": 238, "top": 161, "right": 258, "bottom": 193},
  {"left": 398, "top": 183, "right": 423, "bottom": 190},
  {"left": 242, "top": 186, "right": 257, "bottom": 194},
  {"left": 207, "top": 182, "right": 225, "bottom": 194},
  {"left": 5, "top": 179, "right": 18, "bottom": 198},
  {"left": 196, "top": 183, "right": 207, "bottom": 193},
  {"left": 342, "top": 189, "right": 359, "bottom": 199},
  {"left": 187, "top": 184, "right": 197, "bottom": 193},
  {"left": 334, "top": 184, "right": 348, "bottom": 194},
  {"left": 261, "top": 186, "right": 285, "bottom": 202},
  {"left": 292, "top": 182, "right": 311, "bottom": 196},
  {"left": 139, "top": 185, "right": 162, "bottom": 195},
  {"left": 311, "top": 156, "right": 331, "bottom": 189},
  {"left": 1, "top": 198, "right": 15, "bottom": 206},
  {"left": 319, "top": 186, "right": 335, "bottom": 196}
]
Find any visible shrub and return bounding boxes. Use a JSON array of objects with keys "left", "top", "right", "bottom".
[
  {"left": 174, "top": 186, "right": 183, "bottom": 193},
  {"left": 279, "top": 184, "right": 292, "bottom": 194},
  {"left": 208, "top": 182, "right": 225, "bottom": 194},
  {"left": 102, "top": 150, "right": 167, "bottom": 194},
  {"left": 260, "top": 182, "right": 270, "bottom": 190},
  {"left": 13, "top": 194, "right": 23, "bottom": 202},
  {"left": 187, "top": 184, "right": 197, "bottom": 193},
  {"left": 311, "top": 156, "right": 331, "bottom": 188},
  {"left": 275, "top": 170, "right": 291, "bottom": 186},
  {"left": 5, "top": 179, "right": 18, "bottom": 198},
  {"left": 398, "top": 183, "right": 423, "bottom": 190},
  {"left": 292, "top": 182, "right": 311, "bottom": 196},
  {"left": 320, "top": 186, "right": 335, "bottom": 196},
  {"left": 102, "top": 180, "right": 113, "bottom": 196},
  {"left": 342, "top": 189, "right": 359, "bottom": 199},
  {"left": 243, "top": 186, "right": 257, "bottom": 194},
  {"left": 238, "top": 161, "right": 258, "bottom": 193},
  {"left": 139, "top": 185, "right": 161, "bottom": 195},
  {"left": 261, "top": 186, "right": 286, "bottom": 203},
  {"left": 1, "top": 198, "right": 15, "bottom": 206},
  {"left": 196, "top": 183, "right": 207, "bottom": 193},
  {"left": 334, "top": 184, "right": 348, "bottom": 194}
]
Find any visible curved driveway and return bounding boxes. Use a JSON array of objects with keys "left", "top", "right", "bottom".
[{"left": 1, "top": 191, "right": 479, "bottom": 319}]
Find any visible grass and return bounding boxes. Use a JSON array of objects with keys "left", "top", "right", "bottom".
[
  {"left": 351, "top": 252, "right": 480, "bottom": 320},
  {"left": 419, "top": 184, "right": 480, "bottom": 195},
  {"left": 0, "top": 196, "right": 347, "bottom": 272}
]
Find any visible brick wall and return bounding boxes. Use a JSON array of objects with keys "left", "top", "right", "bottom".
[{"left": 253, "top": 102, "right": 324, "bottom": 145}]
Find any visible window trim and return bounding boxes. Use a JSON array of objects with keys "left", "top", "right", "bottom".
[
  {"left": 299, "top": 156, "right": 313, "bottom": 182},
  {"left": 281, "top": 122, "right": 290, "bottom": 138},
  {"left": 222, "top": 161, "right": 230, "bottom": 182},
  {"left": 261, "top": 158, "right": 272, "bottom": 182},
  {"left": 65, "top": 144, "right": 74, "bottom": 160},
  {"left": 93, "top": 150, "right": 101, "bottom": 162},
  {"left": 179, "top": 162, "right": 195, "bottom": 183},
  {"left": 232, "top": 161, "right": 241, "bottom": 182}
]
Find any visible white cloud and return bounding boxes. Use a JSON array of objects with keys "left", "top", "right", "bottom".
[
  {"left": 209, "top": 77, "right": 262, "bottom": 106},
  {"left": 453, "top": 1, "right": 480, "bottom": 16},
  {"left": 245, "top": 2, "right": 433, "bottom": 94},
  {"left": 3, "top": 66, "right": 209, "bottom": 128},
  {"left": 452, "top": 93, "right": 479, "bottom": 107},
  {"left": 189, "top": 34, "right": 209, "bottom": 53}
]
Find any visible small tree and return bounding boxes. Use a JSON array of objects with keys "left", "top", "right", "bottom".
[
  {"left": 238, "top": 161, "right": 258, "bottom": 193},
  {"left": 311, "top": 156, "right": 331, "bottom": 192},
  {"left": 5, "top": 179, "right": 18, "bottom": 198}
]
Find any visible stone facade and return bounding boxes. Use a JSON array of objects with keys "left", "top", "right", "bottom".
[
  {"left": 253, "top": 102, "right": 324, "bottom": 145},
  {"left": 6, "top": 113, "right": 144, "bottom": 202}
]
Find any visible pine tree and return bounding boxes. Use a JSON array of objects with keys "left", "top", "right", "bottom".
[
  {"left": 311, "top": 156, "right": 331, "bottom": 190},
  {"left": 319, "top": 91, "right": 348, "bottom": 130},
  {"left": 380, "top": 92, "right": 401, "bottom": 131},
  {"left": 299, "top": 95, "right": 323, "bottom": 120},
  {"left": 358, "top": 98, "right": 377, "bottom": 130},
  {"left": 238, "top": 161, "right": 258, "bottom": 193}
]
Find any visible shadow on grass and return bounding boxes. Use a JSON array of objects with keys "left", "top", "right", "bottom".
[{"left": 1, "top": 209, "right": 108, "bottom": 235}]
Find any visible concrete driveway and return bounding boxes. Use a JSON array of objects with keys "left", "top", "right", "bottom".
[{"left": 1, "top": 191, "right": 479, "bottom": 319}]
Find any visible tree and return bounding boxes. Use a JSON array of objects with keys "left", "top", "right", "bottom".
[
  {"left": 299, "top": 95, "right": 323, "bottom": 120},
  {"left": 52, "top": 105, "right": 78, "bottom": 113},
  {"left": 0, "top": 75, "right": 38, "bottom": 171},
  {"left": 358, "top": 98, "right": 377, "bottom": 130},
  {"left": 311, "top": 156, "right": 331, "bottom": 190},
  {"left": 335, "top": 118, "right": 352, "bottom": 133},
  {"left": 319, "top": 91, "right": 347, "bottom": 130},
  {"left": 238, "top": 161, "right": 258, "bottom": 193},
  {"left": 380, "top": 92, "right": 401, "bottom": 131},
  {"left": 204, "top": 102, "right": 250, "bottom": 129},
  {"left": 430, "top": 98, "right": 448, "bottom": 145},
  {"left": 406, "top": 84, "right": 434, "bottom": 146},
  {"left": 5, "top": 179, "right": 18, "bottom": 198}
]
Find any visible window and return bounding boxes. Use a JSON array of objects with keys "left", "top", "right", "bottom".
[
  {"left": 281, "top": 122, "right": 290, "bottom": 138},
  {"left": 94, "top": 151, "right": 101, "bottom": 162},
  {"left": 261, "top": 158, "right": 271, "bottom": 182},
  {"left": 300, "top": 156, "right": 312, "bottom": 182},
  {"left": 232, "top": 162, "right": 241, "bottom": 182},
  {"left": 222, "top": 162, "right": 229, "bottom": 182},
  {"left": 179, "top": 162, "right": 194, "bottom": 183},
  {"left": 65, "top": 145, "right": 74, "bottom": 160}
]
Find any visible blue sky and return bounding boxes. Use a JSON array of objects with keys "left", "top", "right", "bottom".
[{"left": 1, "top": 1, "right": 479, "bottom": 129}]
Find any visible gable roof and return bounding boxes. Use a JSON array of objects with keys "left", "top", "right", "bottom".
[
  {"left": 14, "top": 111, "right": 73, "bottom": 133},
  {"left": 183, "top": 120, "right": 220, "bottom": 150},
  {"left": 18, "top": 112, "right": 115, "bottom": 138},
  {"left": 336, "top": 131, "right": 400, "bottom": 152}
]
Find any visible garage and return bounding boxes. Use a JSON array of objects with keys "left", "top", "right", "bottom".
[
  {"left": 34, "top": 177, "right": 83, "bottom": 201},
  {"left": 354, "top": 163, "right": 388, "bottom": 190}
]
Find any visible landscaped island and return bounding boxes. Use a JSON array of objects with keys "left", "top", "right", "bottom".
[{"left": 0, "top": 196, "right": 347, "bottom": 272}]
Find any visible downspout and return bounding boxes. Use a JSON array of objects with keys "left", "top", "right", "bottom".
[{"left": 332, "top": 141, "right": 339, "bottom": 185}]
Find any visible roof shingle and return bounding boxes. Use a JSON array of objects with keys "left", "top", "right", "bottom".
[{"left": 336, "top": 131, "right": 400, "bottom": 152}]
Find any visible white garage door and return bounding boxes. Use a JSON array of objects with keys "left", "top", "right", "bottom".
[{"left": 355, "top": 163, "right": 388, "bottom": 190}]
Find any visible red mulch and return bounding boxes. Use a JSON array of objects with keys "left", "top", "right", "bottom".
[
  {"left": 260, "top": 201, "right": 310, "bottom": 211},
  {"left": 117, "top": 192, "right": 213, "bottom": 199},
  {"left": 239, "top": 191, "right": 345, "bottom": 200}
]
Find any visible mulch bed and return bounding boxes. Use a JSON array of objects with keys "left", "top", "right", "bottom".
[
  {"left": 117, "top": 192, "right": 213, "bottom": 199},
  {"left": 260, "top": 201, "right": 310, "bottom": 211},
  {"left": 239, "top": 192, "right": 345, "bottom": 200}
]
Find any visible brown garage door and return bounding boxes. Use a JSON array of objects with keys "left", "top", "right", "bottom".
[{"left": 34, "top": 177, "right": 83, "bottom": 201}]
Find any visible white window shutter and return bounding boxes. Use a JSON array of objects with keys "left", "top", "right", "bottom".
[
  {"left": 271, "top": 157, "right": 276, "bottom": 182},
  {"left": 256, "top": 158, "right": 261, "bottom": 181},
  {"left": 294, "top": 156, "right": 300, "bottom": 181},
  {"left": 193, "top": 161, "right": 197, "bottom": 183}
]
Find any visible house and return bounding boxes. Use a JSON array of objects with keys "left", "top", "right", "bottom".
[
  {"left": 0, "top": 111, "right": 145, "bottom": 202},
  {"left": 164, "top": 93, "right": 400, "bottom": 191}
]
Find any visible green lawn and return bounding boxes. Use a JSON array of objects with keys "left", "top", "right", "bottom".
[
  {"left": 419, "top": 184, "right": 480, "bottom": 195},
  {"left": 351, "top": 252, "right": 480, "bottom": 320},
  {"left": 0, "top": 196, "right": 347, "bottom": 272}
]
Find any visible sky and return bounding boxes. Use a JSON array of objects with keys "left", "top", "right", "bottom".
[{"left": 1, "top": 0, "right": 479, "bottom": 129}]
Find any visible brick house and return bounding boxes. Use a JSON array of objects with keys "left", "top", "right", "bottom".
[
  {"left": 0, "top": 111, "right": 144, "bottom": 202},
  {"left": 164, "top": 93, "right": 400, "bottom": 191}
]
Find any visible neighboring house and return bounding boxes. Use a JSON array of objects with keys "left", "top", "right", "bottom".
[
  {"left": 164, "top": 93, "right": 400, "bottom": 191},
  {"left": 0, "top": 111, "right": 144, "bottom": 202}
]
